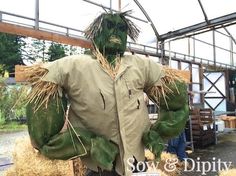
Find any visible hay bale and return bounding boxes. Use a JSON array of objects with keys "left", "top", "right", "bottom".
[
  {"left": 145, "top": 150, "right": 181, "bottom": 176},
  {"left": 73, "top": 158, "right": 87, "bottom": 176},
  {"left": 5, "top": 139, "right": 184, "bottom": 176},
  {"left": 158, "top": 152, "right": 181, "bottom": 176},
  {"left": 4, "top": 137, "right": 85, "bottom": 176},
  {"left": 219, "top": 169, "right": 236, "bottom": 176}
]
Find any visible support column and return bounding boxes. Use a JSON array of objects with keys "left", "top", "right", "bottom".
[
  {"left": 212, "top": 29, "right": 216, "bottom": 69},
  {"left": 35, "top": 0, "right": 39, "bottom": 30}
]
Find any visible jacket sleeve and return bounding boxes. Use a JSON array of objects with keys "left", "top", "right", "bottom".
[
  {"left": 143, "top": 59, "right": 165, "bottom": 104},
  {"left": 142, "top": 61, "right": 189, "bottom": 159},
  {"left": 144, "top": 59, "right": 164, "bottom": 92},
  {"left": 41, "top": 56, "right": 74, "bottom": 96}
]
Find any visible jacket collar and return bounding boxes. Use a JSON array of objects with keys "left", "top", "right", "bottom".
[
  {"left": 94, "top": 51, "right": 132, "bottom": 80},
  {"left": 114, "top": 57, "right": 132, "bottom": 81}
]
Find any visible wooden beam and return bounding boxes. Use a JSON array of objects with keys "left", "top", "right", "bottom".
[{"left": 0, "top": 22, "right": 92, "bottom": 48}]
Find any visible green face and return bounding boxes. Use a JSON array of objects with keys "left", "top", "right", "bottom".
[{"left": 93, "top": 14, "right": 128, "bottom": 56}]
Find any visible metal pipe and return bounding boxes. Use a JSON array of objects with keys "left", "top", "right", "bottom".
[
  {"left": 230, "top": 38, "right": 234, "bottom": 66},
  {"left": 0, "top": 163, "right": 14, "bottom": 167},
  {"left": 193, "top": 35, "right": 196, "bottom": 61},
  {"left": 223, "top": 27, "right": 236, "bottom": 45},
  {"left": 160, "top": 12, "right": 236, "bottom": 41},
  {"left": 133, "top": 0, "right": 160, "bottom": 42},
  {"left": 118, "top": 0, "right": 121, "bottom": 11},
  {"left": 168, "top": 41, "right": 171, "bottom": 66},
  {"left": 164, "top": 21, "right": 236, "bottom": 43},
  {"left": 35, "top": 0, "right": 39, "bottom": 29},
  {"left": 0, "top": 10, "right": 35, "bottom": 21},
  {"left": 212, "top": 29, "right": 216, "bottom": 68},
  {"left": 110, "top": 0, "right": 112, "bottom": 12},
  {"left": 190, "top": 36, "right": 236, "bottom": 54},
  {"left": 197, "top": 0, "right": 209, "bottom": 24},
  {"left": 188, "top": 37, "right": 191, "bottom": 60}
]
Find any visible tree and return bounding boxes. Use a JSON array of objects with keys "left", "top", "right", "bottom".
[
  {"left": 0, "top": 78, "right": 28, "bottom": 122},
  {"left": 47, "top": 42, "right": 66, "bottom": 61},
  {"left": 65, "top": 45, "right": 85, "bottom": 56},
  {"left": 27, "top": 39, "right": 48, "bottom": 62},
  {"left": 0, "top": 33, "right": 25, "bottom": 75}
]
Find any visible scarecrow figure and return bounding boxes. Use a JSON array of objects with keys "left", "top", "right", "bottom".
[{"left": 25, "top": 11, "right": 189, "bottom": 176}]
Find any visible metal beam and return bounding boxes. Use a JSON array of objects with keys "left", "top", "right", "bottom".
[
  {"left": 197, "top": 0, "right": 209, "bottom": 24},
  {"left": 160, "top": 12, "right": 236, "bottom": 41},
  {"left": 223, "top": 27, "right": 236, "bottom": 45},
  {"left": 133, "top": 0, "right": 160, "bottom": 41}
]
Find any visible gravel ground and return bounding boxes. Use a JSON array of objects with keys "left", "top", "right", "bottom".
[
  {"left": 0, "top": 130, "right": 28, "bottom": 175},
  {"left": 182, "top": 130, "right": 236, "bottom": 176}
]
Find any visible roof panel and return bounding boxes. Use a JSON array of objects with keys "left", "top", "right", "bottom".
[{"left": 200, "top": 0, "right": 236, "bottom": 19}]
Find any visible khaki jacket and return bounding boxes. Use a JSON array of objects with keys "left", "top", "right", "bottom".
[{"left": 42, "top": 54, "right": 164, "bottom": 175}]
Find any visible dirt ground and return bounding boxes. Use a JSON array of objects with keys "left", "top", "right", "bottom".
[{"left": 0, "top": 130, "right": 28, "bottom": 176}]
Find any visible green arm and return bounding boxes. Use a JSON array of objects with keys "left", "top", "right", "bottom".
[
  {"left": 26, "top": 95, "right": 118, "bottom": 171},
  {"left": 143, "top": 81, "right": 189, "bottom": 158},
  {"left": 26, "top": 95, "right": 67, "bottom": 149}
]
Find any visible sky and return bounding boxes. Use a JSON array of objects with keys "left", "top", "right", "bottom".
[
  {"left": 1, "top": 0, "right": 236, "bottom": 41},
  {"left": 0, "top": 0, "right": 236, "bottom": 65}
]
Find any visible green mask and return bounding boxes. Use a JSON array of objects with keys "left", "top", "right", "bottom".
[
  {"left": 85, "top": 11, "right": 140, "bottom": 62},
  {"left": 93, "top": 14, "right": 128, "bottom": 56}
]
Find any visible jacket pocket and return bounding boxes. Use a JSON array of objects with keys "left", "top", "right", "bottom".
[
  {"left": 137, "top": 98, "right": 141, "bottom": 109},
  {"left": 100, "top": 89, "right": 106, "bottom": 110},
  {"left": 122, "top": 74, "right": 144, "bottom": 99}
]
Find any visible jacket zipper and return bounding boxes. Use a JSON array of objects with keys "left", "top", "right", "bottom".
[{"left": 113, "top": 82, "right": 125, "bottom": 175}]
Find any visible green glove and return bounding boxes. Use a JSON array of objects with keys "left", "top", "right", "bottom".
[
  {"left": 142, "top": 130, "right": 164, "bottom": 159},
  {"left": 40, "top": 127, "right": 96, "bottom": 160},
  {"left": 90, "top": 136, "right": 119, "bottom": 171},
  {"left": 152, "top": 104, "right": 189, "bottom": 139},
  {"left": 41, "top": 127, "right": 119, "bottom": 171}
]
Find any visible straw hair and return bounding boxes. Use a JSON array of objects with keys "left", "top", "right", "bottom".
[
  {"left": 93, "top": 46, "right": 121, "bottom": 79},
  {"left": 84, "top": 10, "right": 140, "bottom": 42}
]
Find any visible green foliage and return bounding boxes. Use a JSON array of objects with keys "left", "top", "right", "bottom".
[
  {"left": 0, "top": 112, "right": 5, "bottom": 126},
  {"left": 29, "top": 39, "right": 48, "bottom": 62},
  {"left": 21, "top": 38, "right": 84, "bottom": 64},
  {"left": 47, "top": 42, "right": 66, "bottom": 61},
  {"left": 0, "top": 78, "right": 28, "bottom": 121},
  {"left": 65, "top": 45, "right": 85, "bottom": 55},
  {"left": 0, "top": 121, "right": 27, "bottom": 132},
  {"left": 0, "top": 33, "right": 25, "bottom": 74},
  {"left": 0, "top": 33, "right": 84, "bottom": 74}
]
